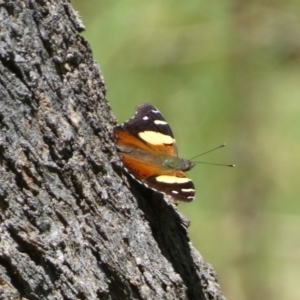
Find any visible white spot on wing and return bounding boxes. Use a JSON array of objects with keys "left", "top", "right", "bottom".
[
  {"left": 154, "top": 120, "right": 167, "bottom": 125},
  {"left": 151, "top": 109, "right": 159, "bottom": 113},
  {"left": 143, "top": 116, "right": 149, "bottom": 120},
  {"left": 181, "top": 188, "right": 195, "bottom": 192},
  {"left": 172, "top": 190, "right": 179, "bottom": 194}
]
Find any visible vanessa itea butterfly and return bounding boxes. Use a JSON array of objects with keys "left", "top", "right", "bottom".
[{"left": 113, "top": 103, "right": 195, "bottom": 202}]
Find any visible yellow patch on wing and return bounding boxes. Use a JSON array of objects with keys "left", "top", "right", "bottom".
[
  {"left": 155, "top": 175, "right": 191, "bottom": 184},
  {"left": 139, "top": 131, "right": 174, "bottom": 145},
  {"left": 114, "top": 127, "right": 177, "bottom": 157}
]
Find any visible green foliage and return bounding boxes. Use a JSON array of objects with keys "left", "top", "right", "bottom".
[{"left": 73, "top": 1, "right": 300, "bottom": 299}]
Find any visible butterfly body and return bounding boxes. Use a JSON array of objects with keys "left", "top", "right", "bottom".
[
  {"left": 113, "top": 103, "right": 195, "bottom": 202},
  {"left": 162, "top": 157, "right": 195, "bottom": 172}
]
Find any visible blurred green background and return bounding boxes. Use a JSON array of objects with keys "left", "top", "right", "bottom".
[{"left": 72, "top": 1, "right": 300, "bottom": 299}]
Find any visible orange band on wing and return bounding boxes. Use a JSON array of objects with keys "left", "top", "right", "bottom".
[
  {"left": 114, "top": 127, "right": 177, "bottom": 157},
  {"left": 121, "top": 153, "right": 165, "bottom": 180}
]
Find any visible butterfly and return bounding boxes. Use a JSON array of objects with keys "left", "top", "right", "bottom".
[{"left": 113, "top": 103, "right": 195, "bottom": 202}]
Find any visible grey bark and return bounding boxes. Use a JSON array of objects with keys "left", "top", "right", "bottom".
[{"left": 0, "top": 0, "right": 225, "bottom": 299}]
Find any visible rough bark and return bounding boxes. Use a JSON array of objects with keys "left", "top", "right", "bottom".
[{"left": 0, "top": 0, "right": 225, "bottom": 299}]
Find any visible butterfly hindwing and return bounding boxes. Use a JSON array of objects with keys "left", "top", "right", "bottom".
[
  {"left": 117, "top": 149, "right": 195, "bottom": 202},
  {"left": 145, "top": 172, "right": 195, "bottom": 202}
]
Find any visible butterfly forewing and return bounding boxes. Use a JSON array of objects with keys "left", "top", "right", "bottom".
[{"left": 122, "top": 103, "right": 178, "bottom": 156}]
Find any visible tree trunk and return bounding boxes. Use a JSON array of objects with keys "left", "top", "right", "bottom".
[{"left": 0, "top": 0, "right": 225, "bottom": 299}]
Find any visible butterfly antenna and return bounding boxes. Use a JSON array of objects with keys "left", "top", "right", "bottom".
[
  {"left": 189, "top": 144, "right": 235, "bottom": 167},
  {"left": 193, "top": 161, "right": 235, "bottom": 167},
  {"left": 189, "top": 144, "right": 226, "bottom": 160}
]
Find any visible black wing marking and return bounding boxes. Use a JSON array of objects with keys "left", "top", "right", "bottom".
[{"left": 122, "top": 103, "right": 175, "bottom": 140}]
